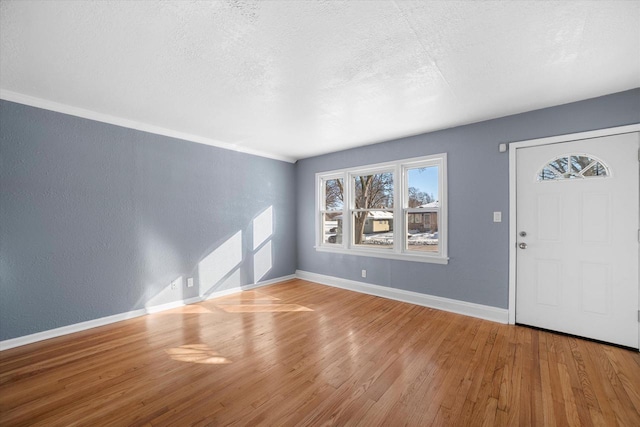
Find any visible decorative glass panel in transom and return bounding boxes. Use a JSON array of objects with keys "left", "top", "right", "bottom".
[{"left": 537, "top": 155, "right": 609, "bottom": 181}]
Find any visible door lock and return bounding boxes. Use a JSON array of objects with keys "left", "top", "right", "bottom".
[{"left": 519, "top": 231, "right": 527, "bottom": 237}]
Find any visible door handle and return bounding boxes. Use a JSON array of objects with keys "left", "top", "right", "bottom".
[{"left": 518, "top": 242, "right": 527, "bottom": 249}]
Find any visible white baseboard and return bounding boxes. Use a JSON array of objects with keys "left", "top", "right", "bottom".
[
  {"left": 0, "top": 274, "right": 296, "bottom": 351},
  {"left": 1, "top": 272, "right": 502, "bottom": 351},
  {"left": 145, "top": 296, "right": 204, "bottom": 314},
  {"left": 0, "top": 307, "right": 157, "bottom": 351},
  {"left": 296, "top": 270, "right": 508, "bottom": 324}
]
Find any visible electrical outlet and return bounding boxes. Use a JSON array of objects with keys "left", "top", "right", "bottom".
[
  {"left": 170, "top": 277, "right": 182, "bottom": 290},
  {"left": 361, "top": 269, "right": 367, "bottom": 278},
  {"left": 493, "top": 211, "right": 502, "bottom": 222}
]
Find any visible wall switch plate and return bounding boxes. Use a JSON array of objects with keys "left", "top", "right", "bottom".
[
  {"left": 361, "top": 269, "right": 367, "bottom": 278},
  {"left": 499, "top": 143, "right": 508, "bottom": 153},
  {"left": 187, "top": 277, "right": 194, "bottom": 288},
  {"left": 493, "top": 211, "right": 502, "bottom": 222}
]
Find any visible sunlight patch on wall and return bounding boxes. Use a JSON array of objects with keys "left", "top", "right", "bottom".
[
  {"left": 166, "top": 344, "right": 232, "bottom": 364},
  {"left": 253, "top": 240, "right": 272, "bottom": 283},
  {"left": 253, "top": 206, "right": 273, "bottom": 250},
  {"left": 137, "top": 227, "right": 184, "bottom": 309},
  {"left": 198, "top": 231, "right": 242, "bottom": 295},
  {"left": 217, "top": 268, "right": 242, "bottom": 291},
  {"left": 145, "top": 276, "right": 183, "bottom": 309}
]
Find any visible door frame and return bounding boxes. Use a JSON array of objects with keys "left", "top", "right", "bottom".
[{"left": 508, "top": 124, "right": 640, "bottom": 331}]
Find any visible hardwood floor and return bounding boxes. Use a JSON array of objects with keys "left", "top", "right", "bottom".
[{"left": 1, "top": 279, "right": 639, "bottom": 426}]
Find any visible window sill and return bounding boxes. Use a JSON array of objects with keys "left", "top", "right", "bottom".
[{"left": 314, "top": 245, "right": 449, "bottom": 264}]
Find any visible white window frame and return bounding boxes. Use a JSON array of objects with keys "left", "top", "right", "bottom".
[
  {"left": 318, "top": 173, "right": 345, "bottom": 246},
  {"left": 315, "top": 153, "right": 448, "bottom": 264},
  {"left": 350, "top": 166, "right": 395, "bottom": 251}
]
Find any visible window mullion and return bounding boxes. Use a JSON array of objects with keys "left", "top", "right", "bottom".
[{"left": 393, "top": 164, "right": 402, "bottom": 254}]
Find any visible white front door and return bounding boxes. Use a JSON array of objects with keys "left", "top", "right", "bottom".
[{"left": 515, "top": 132, "right": 639, "bottom": 348}]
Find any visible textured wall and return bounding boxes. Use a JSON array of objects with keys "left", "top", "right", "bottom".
[
  {"left": 296, "top": 89, "right": 640, "bottom": 309},
  {"left": 0, "top": 100, "right": 297, "bottom": 341},
  {"left": 2, "top": 89, "right": 639, "bottom": 342}
]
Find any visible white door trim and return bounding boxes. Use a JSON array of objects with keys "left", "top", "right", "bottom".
[{"left": 508, "top": 124, "right": 640, "bottom": 326}]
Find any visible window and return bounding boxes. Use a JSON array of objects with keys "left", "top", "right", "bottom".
[
  {"left": 406, "top": 165, "right": 440, "bottom": 254},
  {"left": 319, "top": 176, "right": 344, "bottom": 245},
  {"left": 316, "top": 154, "right": 447, "bottom": 264},
  {"left": 353, "top": 171, "right": 394, "bottom": 249},
  {"left": 537, "top": 154, "right": 609, "bottom": 181}
]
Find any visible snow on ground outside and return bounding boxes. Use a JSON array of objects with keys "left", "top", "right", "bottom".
[
  {"left": 364, "top": 231, "right": 438, "bottom": 246},
  {"left": 323, "top": 220, "right": 438, "bottom": 248}
]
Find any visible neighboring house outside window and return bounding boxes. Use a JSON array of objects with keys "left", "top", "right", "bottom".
[{"left": 408, "top": 201, "right": 439, "bottom": 233}]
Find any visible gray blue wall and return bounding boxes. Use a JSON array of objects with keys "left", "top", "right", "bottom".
[
  {"left": 0, "top": 100, "right": 297, "bottom": 341},
  {"left": 296, "top": 89, "right": 640, "bottom": 309},
  {"left": 2, "top": 89, "right": 639, "bottom": 342}
]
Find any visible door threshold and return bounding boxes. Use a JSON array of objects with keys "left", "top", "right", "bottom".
[{"left": 515, "top": 323, "right": 639, "bottom": 352}]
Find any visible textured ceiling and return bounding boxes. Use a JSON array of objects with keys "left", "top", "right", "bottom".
[{"left": 1, "top": 1, "right": 639, "bottom": 162}]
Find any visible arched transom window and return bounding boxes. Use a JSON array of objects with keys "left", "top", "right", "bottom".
[{"left": 537, "top": 154, "right": 609, "bottom": 181}]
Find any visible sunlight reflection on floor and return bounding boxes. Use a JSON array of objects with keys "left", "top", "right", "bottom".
[
  {"left": 212, "top": 290, "right": 314, "bottom": 313},
  {"left": 214, "top": 290, "right": 281, "bottom": 303},
  {"left": 218, "top": 304, "right": 313, "bottom": 313},
  {"left": 179, "top": 305, "right": 214, "bottom": 314},
  {"left": 165, "top": 344, "right": 232, "bottom": 364}
]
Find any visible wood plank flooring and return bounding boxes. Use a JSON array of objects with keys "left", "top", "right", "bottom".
[{"left": 1, "top": 279, "right": 639, "bottom": 426}]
